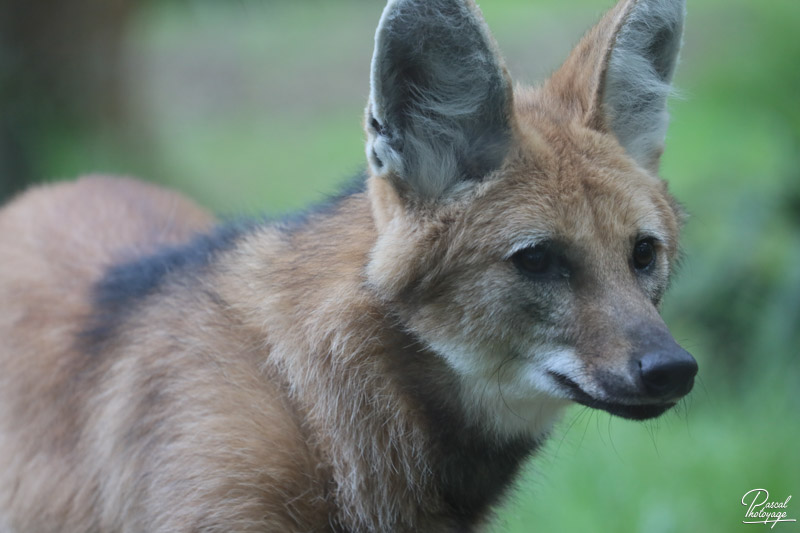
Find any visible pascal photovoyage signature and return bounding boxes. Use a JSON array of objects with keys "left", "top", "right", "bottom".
[{"left": 742, "top": 488, "right": 797, "bottom": 529}]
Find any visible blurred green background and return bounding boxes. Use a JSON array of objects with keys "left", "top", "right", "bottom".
[{"left": 1, "top": 0, "right": 798, "bottom": 531}]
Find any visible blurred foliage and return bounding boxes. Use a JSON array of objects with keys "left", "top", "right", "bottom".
[
  {"left": 660, "top": 0, "right": 800, "bottom": 391},
  {"left": 1, "top": 0, "right": 798, "bottom": 531}
]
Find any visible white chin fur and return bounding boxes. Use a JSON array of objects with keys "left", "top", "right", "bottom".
[{"left": 430, "top": 342, "right": 580, "bottom": 438}]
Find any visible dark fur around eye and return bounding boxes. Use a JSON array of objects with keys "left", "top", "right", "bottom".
[
  {"left": 511, "top": 243, "right": 567, "bottom": 280},
  {"left": 632, "top": 238, "right": 657, "bottom": 271}
]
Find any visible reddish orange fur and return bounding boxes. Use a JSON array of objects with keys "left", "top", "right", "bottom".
[{"left": 0, "top": 1, "right": 693, "bottom": 531}]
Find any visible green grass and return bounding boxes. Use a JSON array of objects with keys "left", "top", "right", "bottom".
[
  {"left": 152, "top": 111, "right": 364, "bottom": 215},
  {"left": 496, "top": 381, "right": 800, "bottom": 533}
]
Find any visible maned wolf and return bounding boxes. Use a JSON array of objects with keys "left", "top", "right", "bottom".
[{"left": 0, "top": 0, "right": 698, "bottom": 531}]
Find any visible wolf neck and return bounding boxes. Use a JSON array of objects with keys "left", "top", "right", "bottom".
[{"left": 222, "top": 189, "right": 543, "bottom": 529}]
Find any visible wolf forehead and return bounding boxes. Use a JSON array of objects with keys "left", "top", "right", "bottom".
[{"left": 446, "top": 125, "right": 683, "bottom": 259}]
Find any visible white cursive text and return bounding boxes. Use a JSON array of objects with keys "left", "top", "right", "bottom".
[{"left": 742, "top": 488, "right": 796, "bottom": 529}]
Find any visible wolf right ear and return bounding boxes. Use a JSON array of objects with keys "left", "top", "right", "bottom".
[
  {"left": 599, "top": 0, "right": 685, "bottom": 172},
  {"left": 550, "top": 0, "right": 685, "bottom": 173},
  {"left": 365, "top": 0, "right": 513, "bottom": 202}
]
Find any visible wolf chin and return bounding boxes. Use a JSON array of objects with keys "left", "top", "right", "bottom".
[{"left": 0, "top": 0, "right": 697, "bottom": 531}]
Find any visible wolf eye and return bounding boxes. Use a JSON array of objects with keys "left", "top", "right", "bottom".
[
  {"left": 632, "top": 238, "right": 656, "bottom": 271},
  {"left": 512, "top": 244, "right": 554, "bottom": 277}
]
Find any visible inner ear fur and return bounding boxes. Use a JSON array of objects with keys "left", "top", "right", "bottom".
[
  {"left": 547, "top": 0, "right": 685, "bottom": 173},
  {"left": 365, "top": 0, "right": 514, "bottom": 203}
]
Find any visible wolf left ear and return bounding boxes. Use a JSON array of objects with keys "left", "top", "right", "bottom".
[
  {"left": 555, "top": 0, "right": 685, "bottom": 173},
  {"left": 365, "top": 0, "right": 513, "bottom": 202}
]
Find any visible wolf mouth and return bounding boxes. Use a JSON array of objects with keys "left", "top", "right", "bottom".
[{"left": 548, "top": 372, "right": 675, "bottom": 421}]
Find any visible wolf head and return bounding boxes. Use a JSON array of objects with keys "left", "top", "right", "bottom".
[{"left": 364, "top": 0, "right": 696, "bottom": 437}]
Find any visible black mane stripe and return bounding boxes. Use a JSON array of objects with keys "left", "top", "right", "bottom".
[
  {"left": 80, "top": 172, "right": 368, "bottom": 350},
  {"left": 81, "top": 221, "right": 254, "bottom": 351}
]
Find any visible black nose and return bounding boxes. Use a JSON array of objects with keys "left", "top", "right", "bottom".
[{"left": 639, "top": 345, "right": 698, "bottom": 400}]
